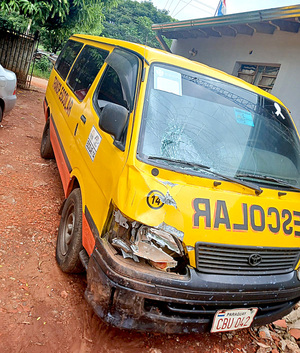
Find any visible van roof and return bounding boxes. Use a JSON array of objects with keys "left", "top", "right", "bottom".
[{"left": 71, "top": 34, "right": 285, "bottom": 106}]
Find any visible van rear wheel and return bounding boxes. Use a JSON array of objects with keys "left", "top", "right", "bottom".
[
  {"left": 56, "top": 188, "right": 84, "bottom": 273},
  {"left": 40, "top": 119, "right": 54, "bottom": 159}
]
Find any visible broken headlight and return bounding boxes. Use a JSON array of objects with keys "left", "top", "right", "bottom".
[{"left": 107, "top": 209, "right": 188, "bottom": 272}]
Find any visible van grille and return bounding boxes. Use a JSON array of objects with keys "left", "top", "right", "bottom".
[{"left": 195, "top": 242, "right": 300, "bottom": 276}]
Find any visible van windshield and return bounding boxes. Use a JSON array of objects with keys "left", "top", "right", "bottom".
[{"left": 138, "top": 64, "right": 300, "bottom": 188}]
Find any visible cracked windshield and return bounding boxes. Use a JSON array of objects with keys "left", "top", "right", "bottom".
[{"left": 139, "top": 64, "right": 300, "bottom": 188}]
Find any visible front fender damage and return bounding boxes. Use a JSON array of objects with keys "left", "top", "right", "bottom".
[{"left": 84, "top": 241, "right": 208, "bottom": 334}]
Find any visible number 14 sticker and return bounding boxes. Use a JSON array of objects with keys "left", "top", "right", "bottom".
[{"left": 147, "top": 190, "right": 165, "bottom": 209}]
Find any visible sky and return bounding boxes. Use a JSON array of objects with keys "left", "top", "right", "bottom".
[{"left": 144, "top": 0, "right": 300, "bottom": 21}]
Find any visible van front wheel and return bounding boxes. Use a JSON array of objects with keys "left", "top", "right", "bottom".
[
  {"left": 56, "top": 188, "right": 84, "bottom": 273},
  {"left": 40, "top": 119, "right": 54, "bottom": 159}
]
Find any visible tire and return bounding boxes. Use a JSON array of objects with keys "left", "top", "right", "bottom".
[
  {"left": 56, "top": 188, "right": 84, "bottom": 273},
  {"left": 40, "top": 118, "right": 54, "bottom": 159},
  {"left": 0, "top": 105, "right": 3, "bottom": 123}
]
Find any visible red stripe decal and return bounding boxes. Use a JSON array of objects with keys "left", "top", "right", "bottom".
[
  {"left": 82, "top": 212, "right": 96, "bottom": 255},
  {"left": 50, "top": 120, "right": 70, "bottom": 196}
]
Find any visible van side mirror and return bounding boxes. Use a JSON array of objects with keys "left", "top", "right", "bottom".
[{"left": 98, "top": 103, "right": 128, "bottom": 141}]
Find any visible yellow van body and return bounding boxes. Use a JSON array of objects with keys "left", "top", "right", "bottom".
[{"left": 42, "top": 34, "right": 300, "bottom": 334}]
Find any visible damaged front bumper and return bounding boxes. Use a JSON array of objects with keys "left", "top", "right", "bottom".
[{"left": 85, "top": 237, "right": 300, "bottom": 334}]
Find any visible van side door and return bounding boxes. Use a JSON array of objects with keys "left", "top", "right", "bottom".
[
  {"left": 64, "top": 44, "right": 110, "bottom": 159},
  {"left": 67, "top": 45, "right": 109, "bottom": 102},
  {"left": 74, "top": 49, "right": 141, "bottom": 233},
  {"left": 49, "top": 40, "right": 111, "bottom": 194}
]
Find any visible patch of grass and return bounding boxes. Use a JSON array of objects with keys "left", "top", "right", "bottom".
[
  {"left": 32, "top": 66, "right": 51, "bottom": 80},
  {"left": 31, "top": 56, "right": 52, "bottom": 80}
]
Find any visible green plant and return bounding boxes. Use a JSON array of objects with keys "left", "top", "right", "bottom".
[{"left": 31, "top": 56, "right": 52, "bottom": 79}]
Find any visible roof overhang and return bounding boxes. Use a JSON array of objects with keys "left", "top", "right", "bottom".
[{"left": 152, "top": 5, "right": 300, "bottom": 51}]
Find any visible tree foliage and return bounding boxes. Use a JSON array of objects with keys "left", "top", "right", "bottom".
[
  {"left": 0, "top": 0, "right": 117, "bottom": 52},
  {"left": 100, "top": 0, "right": 175, "bottom": 48},
  {"left": 0, "top": 0, "right": 175, "bottom": 53},
  {"left": 38, "top": 1, "right": 109, "bottom": 53},
  {"left": 0, "top": 0, "right": 116, "bottom": 25}
]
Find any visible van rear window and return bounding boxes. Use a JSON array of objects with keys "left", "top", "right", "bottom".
[{"left": 55, "top": 40, "right": 83, "bottom": 80}]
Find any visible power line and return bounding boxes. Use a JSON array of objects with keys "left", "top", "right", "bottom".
[
  {"left": 173, "top": 0, "right": 214, "bottom": 18},
  {"left": 166, "top": 0, "right": 176, "bottom": 12},
  {"left": 164, "top": 0, "right": 171, "bottom": 11},
  {"left": 170, "top": 0, "right": 183, "bottom": 16},
  {"left": 188, "top": 1, "right": 215, "bottom": 15},
  {"left": 173, "top": 0, "right": 193, "bottom": 18},
  {"left": 193, "top": 0, "right": 215, "bottom": 11}
]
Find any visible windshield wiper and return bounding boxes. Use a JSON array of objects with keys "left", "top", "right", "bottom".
[
  {"left": 236, "top": 173, "right": 300, "bottom": 192},
  {"left": 148, "top": 156, "right": 210, "bottom": 170},
  {"left": 147, "top": 156, "right": 262, "bottom": 195}
]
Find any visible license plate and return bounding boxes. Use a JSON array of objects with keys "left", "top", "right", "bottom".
[{"left": 211, "top": 307, "right": 258, "bottom": 333}]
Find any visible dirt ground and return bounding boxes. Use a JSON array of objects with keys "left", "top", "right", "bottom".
[{"left": 0, "top": 81, "right": 296, "bottom": 353}]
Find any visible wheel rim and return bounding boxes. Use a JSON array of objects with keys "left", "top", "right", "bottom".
[{"left": 61, "top": 204, "right": 75, "bottom": 256}]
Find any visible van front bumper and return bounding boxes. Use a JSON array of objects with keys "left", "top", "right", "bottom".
[{"left": 85, "top": 238, "right": 300, "bottom": 333}]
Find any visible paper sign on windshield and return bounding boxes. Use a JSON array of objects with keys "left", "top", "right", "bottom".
[{"left": 154, "top": 67, "right": 182, "bottom": 96}]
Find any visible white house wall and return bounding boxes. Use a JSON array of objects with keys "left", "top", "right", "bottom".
[{"left": 171, "top": 30, "right": 300, "bottom": 130}]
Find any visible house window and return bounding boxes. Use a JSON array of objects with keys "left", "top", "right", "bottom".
[{"left": 236, "top": 63, "right": 280, "bottom": 93}]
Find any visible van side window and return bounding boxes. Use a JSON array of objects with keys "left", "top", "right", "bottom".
[
  {"left": 55, "top": 40, "right": 83, "bottom": 80},
  {"left": 94, "top": 49, "right": 139, "bottom": 112},
  {"left": 97, "top": 66, "right": 127, "bottom": 108},
  {"left": 67, "top": 46, "right": 109, "bottom": 101},
  {"left": 93, "top": 49, "right": 140, "bottom": 149}
]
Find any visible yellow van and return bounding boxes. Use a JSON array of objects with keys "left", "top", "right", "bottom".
[{"left": 41, "top": 34, "right": 300, "bottom": 334}]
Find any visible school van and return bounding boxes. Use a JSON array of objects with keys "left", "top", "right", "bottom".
[{"left": 41, "top": 34, "right": 300, "bottom": 334}]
